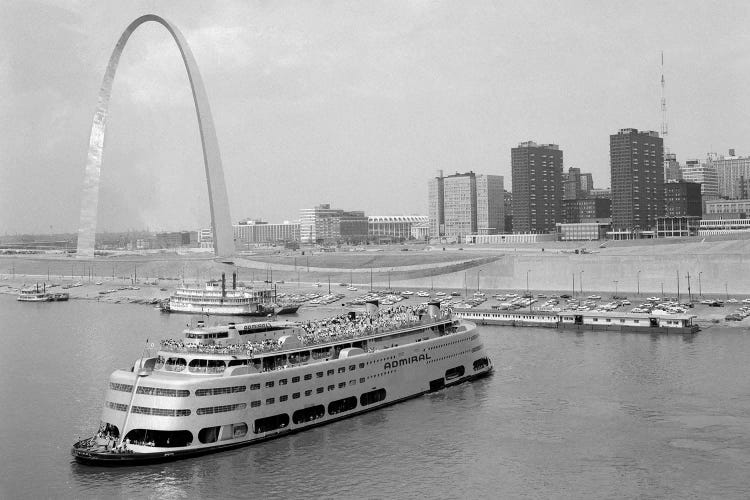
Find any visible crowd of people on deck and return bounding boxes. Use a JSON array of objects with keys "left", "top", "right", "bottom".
[
  {"left": 156, "top": 306, "right": 432, "bottom": 355},
  {"left": 159, "top": 337, "right": 280, "bottom": 355},
  {"left": 158, "top": 305, "right": 433, "bottom": 356},
  {"left": 297, "top": 305, "right": 423, "bottom": 346}
]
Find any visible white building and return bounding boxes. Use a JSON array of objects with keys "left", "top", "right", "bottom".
[
  {"left": 367, "top": 215, "right": 428, "bottom": 241},
  {"left": 476, "top": 174, "right": 505, "bottom": 234},
  {"left": 681, "top": 159, "right": 719, "bottom": 200}
]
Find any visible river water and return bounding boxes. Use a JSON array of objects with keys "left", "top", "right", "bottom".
[{"left": 1, "top": 294, "right": 749, "bottom": 499}]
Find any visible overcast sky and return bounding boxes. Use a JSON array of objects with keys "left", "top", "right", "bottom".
[{"left": 2, "top": 0, "right": 749, "bottom": 234}]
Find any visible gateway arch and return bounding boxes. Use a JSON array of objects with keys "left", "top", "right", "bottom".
[{"left": 76, "top": 14, "right": 234, "bottom": 258}]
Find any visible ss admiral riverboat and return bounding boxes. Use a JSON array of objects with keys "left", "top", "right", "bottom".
[
  {"left": 160, "top": 273, "right": 275, "bottom": 316},
  {"left": 72, "top": 301, "right": 493, "bottom": 465}
]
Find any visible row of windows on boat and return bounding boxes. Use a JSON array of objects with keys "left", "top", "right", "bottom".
[
  {"left": 107, "top": 389, "right": 388, "bottom": 448},
  {"left": 427, "top": 349, "right": 473, "bottom": 365},
  {"left": 109, "top": 378, "right": 369, "bottom": 415},
  {"left": 426, "top": 334, "right": 476, "bottom": 351},
  {"left": 115, "top": 366, "right": 371, "bottom": 398}
]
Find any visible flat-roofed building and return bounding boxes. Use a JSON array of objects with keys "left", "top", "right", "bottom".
[
  {"left": 664, "top": 181, "right": 702, "bottom": 217},
  {"left": 664, "top": 153, "right": 682, "bottom": 182},
  {"left": 443, "top": 172, "right": 477, "bottom": 239},
  {"left": 704, "top": 199, "right": 750, "bottom": 219},
  {"left": 699, "top": 218, "right": 750, "bottom": 235},
  {"left": 589, "top": 188, "right": 611, "bottom": 199},
  {"left": 299, "top": 204, "right": 367, "bottom": 244},
  {"left": 610, "top": 128, "right": 664, "bottom": 232},
  {"left": 681, "top": 159, "right": 719, "bottom": 202},
  {"left": 562, "top": 198, "right": 611, "bottom": 224},
  {"left": 234, "top": 219, "right": 300, "bottom": 245},
  {"left": 476, "top": 174, "right": 504, "bottom": 234},
  {"left": 656, "top": 216, "right": 700, "bottom": 237},
  {"left": 511, "top": 141, "right": 563, "bottom": 233},
  {"left": 368, "top": 215, "right": 429, "bottom": 242},
  {"left": 709, "top": 151, "right": 750, "bottom": 199},
  {"left": 427, "top": 171, "right": 445, "bottom": 238},
  {"left": 555, "top": 222, "right": 610, "bottom": 241}
]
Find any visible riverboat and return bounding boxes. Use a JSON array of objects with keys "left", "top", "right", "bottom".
[
  {"left": 453, "top": 308, "right": 699, "bottom": 334},
  {"left": 160, "top": 273, "right": 275, "bottom": 316},
  {"left": 71, "top": 301, "right": 493, "bottom": 465},
  {"left": 17, "top": 284, "right": 51, "bottom": 302}
]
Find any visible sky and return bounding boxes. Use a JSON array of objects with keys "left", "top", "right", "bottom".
[{"left": 2, "top": 0, "right": 750, "bottom": 235}]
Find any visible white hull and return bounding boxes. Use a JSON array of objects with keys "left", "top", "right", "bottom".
[{"left": 167, "top": 302, "right": 266, "bottom": 316}]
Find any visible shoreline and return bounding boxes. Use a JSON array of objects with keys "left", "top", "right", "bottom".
[{"left": 2, "top": 271, "right": 747, "bottom": 329}]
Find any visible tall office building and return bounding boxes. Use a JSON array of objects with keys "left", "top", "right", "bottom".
[
  {"left": 299, "top": 204, "right": 367, "bottom": 244},
  {"left": 427, "top": 171, "right": 445, "bottom": 237},
  {"left": 681, "top": 159, "right": 719, "bottom": 201},
  {"left": 503, "top": 190, "right": 513, "bottom": 233},
  {"left": 443, "top": 172, "right": 477, "bottom": 238},
  {"left": 579, "top": 172, "right": 594, "bottom": 193},
  {"left": 511, "top": 141, "right": 563, "bottom": 233},
  {"left": 664, "top": 153, "right": 682, "bottom": 182},
  {"left": 709, "top": 151, "right": 750, "bottom": 199},
  {"left": 563, "top": 167, "right": 581, "bottom": 200},
  {"left": 610, "top": 128, "right": 664, "bottom": 232},
  {"left": 476, "top": 174, "right": 505, "bottom": 234}
]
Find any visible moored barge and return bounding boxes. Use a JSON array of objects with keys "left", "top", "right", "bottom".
[{"left": 453, "top": 308, "right": 699, "bottom": 334}]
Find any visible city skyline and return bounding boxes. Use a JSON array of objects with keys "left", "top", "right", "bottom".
[{"left": 3, "top": 1, "right": 750, "bottom": 234}]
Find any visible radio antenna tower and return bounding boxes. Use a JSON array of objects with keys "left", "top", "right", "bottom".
[{"left": 660, "top": 50, "right": 668, "bottom": 147}]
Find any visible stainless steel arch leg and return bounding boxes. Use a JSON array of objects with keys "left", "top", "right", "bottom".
[{"left": 77, "top": 14, "right": 234, "bottom": 258}]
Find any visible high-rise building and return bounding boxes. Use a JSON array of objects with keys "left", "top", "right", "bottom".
[
  {"left": 610, "top": 128, "right": 664, "bottom": 231},
  {"left": 511, "top": 141, "right": 563, "bottom": 233},
  {"left": 579, "top": 172, "right": 594, "bottom": 193},
  {"left": 427, "top": 171, "right": 445, "bottom": 237},
  {"left": 664, "top": 153, "right": 682, "bottom": 182},
  {"left": 299, "top": 204, "right": 367, "bottom": 244},
  {"left": 476, "top": 174, "right": 505, "bottom": 234},
  {"left": 664, "top": 181, "right": 702, "bottom": 217},
  {"left": 563, "top": 167, "right": 581, "bottom": 200},
  {"left": 443, "top": 172, "right": 477, "bottom": 238},
  {"left": 709, "top": 151, "right": 750, "bottom": 199},
  {"left": 503, "top": 190, "right": 513, "bottom": 233},
  {"left": 681, "top": 159, "right": 719, "bottom": 201}
]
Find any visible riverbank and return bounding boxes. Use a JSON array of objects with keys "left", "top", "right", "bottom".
[{"left": 1, "top": 270, "right": 748, "bottom": 329}]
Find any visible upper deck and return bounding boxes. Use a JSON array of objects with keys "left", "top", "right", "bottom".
[{"left": 148, "top": 305, "right": 457, "bottom": 375}]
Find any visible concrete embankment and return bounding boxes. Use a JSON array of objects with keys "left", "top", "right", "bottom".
[{"left": 396, "top": 240, "right": 750, "bottom": 296}]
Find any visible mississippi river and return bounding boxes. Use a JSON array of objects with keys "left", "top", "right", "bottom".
[{"left": 1, "top": 295, "right": 749, "bottom": 499}]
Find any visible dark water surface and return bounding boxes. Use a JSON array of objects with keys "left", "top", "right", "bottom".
[{"left": 1, "top": 294, "right": 749, "bottom": 499}]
